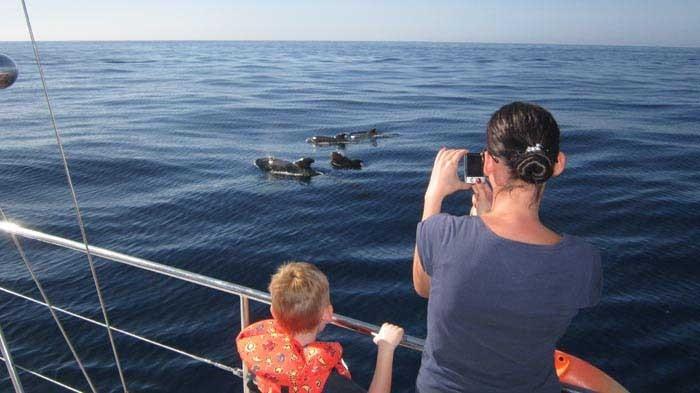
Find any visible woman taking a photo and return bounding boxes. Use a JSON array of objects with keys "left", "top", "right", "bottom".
[{"left": 413, "top": 102, "right": 602, "bottom": 393}]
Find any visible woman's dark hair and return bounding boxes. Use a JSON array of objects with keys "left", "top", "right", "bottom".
[{"left": 487, "top": 102, "right": 560, "bottom": 185}]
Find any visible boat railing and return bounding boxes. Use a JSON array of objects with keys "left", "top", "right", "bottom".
[{"left": 0, "top": 221, "right": 425, "bottom": 393}]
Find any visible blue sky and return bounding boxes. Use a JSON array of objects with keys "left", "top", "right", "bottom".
[{"left": 2, "top": 0, "right": 699, "bottom": 47}]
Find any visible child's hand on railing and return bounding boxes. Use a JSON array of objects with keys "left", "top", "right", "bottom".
[
  {"left": 369, "top": 323, "right": 405, "bottom": 393},
  {"left": 373, "top": 323, "right": 404, "bottom": 351}
]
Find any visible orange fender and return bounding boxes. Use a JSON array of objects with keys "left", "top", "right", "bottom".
[{"left": 555, "top": 350, "right": 629, "bottom": 393}]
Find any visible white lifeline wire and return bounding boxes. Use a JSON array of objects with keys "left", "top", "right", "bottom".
[
  {"left": 0, "top": 285, "right": 244, "bottom": 378},
  {"left": 0, "top": 355, "right": 84, "bottom": 393},
  {"left": 0, "top": 207, "right": 98, "bottom": 393},
  {"left": 19, "top": 0, "right": 129, "bottom": 391}
]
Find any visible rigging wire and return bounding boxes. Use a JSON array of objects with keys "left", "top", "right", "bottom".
[
  {"left": 19, "top": 0, "right": 129, "bottom": 391},
  {"left": 0, "top": 207, "right": 98, "bottom": 393}
]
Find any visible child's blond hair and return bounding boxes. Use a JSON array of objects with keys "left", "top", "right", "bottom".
[{"left": 269, "top": 262, "right": 330, "bottom": 333}]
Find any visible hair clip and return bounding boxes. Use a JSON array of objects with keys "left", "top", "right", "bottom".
[{"left": 525, "top": 143, "right": 543, "bottom": 153}]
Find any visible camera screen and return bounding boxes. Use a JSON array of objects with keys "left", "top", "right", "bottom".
[{"left": 466, "top": 153, "right": 484, "bottom": 177}]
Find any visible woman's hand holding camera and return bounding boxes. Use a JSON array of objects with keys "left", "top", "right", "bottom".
[
  {"left": 472, "top": 182, "right": 493, "bottom": 215},
  {"left": 426, "top": 148, "right": 472, "bottom": 200},
  {"left": 423, "top": 148, "right": 473, "bottom": 220}
]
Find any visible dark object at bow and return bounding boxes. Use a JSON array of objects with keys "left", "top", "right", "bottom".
[{"left": 0, "top": 54, "right": 19, "bottom": 89}]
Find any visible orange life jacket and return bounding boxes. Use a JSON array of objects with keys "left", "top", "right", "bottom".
[{"left": 236, "top": 319, "right": 352, "bottom": 393}]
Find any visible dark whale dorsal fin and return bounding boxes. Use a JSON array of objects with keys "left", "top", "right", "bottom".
[{"left": 295, "top": 157, "right": 314, "bottom": 169}]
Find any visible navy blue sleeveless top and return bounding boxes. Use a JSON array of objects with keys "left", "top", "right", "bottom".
[{"left": 416, "top": 214, "right": 602, "bottom": 393}]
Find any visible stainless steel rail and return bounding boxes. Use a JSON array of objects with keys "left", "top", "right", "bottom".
[
  {"left": 0, "top": 221, "right": 425, "bottom": 391},
  {"left": 0, "top": 324, "right": 24, "bottom": 393},
  {"left": 0, "top": 221, "right": 425, "bottom": 352}
]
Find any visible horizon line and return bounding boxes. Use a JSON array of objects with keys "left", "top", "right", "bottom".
[{"left": 1, "top": 38, "right": 698, "bottom": 50}]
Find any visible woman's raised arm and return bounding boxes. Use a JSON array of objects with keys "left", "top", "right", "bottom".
[{"left": 413, "top": 148, "right": 472, "bottom": 297}]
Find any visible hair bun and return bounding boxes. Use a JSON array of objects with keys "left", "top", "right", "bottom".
[{"left": 515, "top": 152, "right": 553, "bottom": 184}]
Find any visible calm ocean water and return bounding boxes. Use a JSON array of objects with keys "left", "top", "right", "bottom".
[{"left": 0, "top": 41, "right": 698, "bottom": 393}]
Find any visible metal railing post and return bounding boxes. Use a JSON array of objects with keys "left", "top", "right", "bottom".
[
  {"left": 0, "top": 323, "right": 24, "bottom": 393},
  {"left": 240, "top": 296, "right": 251, "bottom": 393}
]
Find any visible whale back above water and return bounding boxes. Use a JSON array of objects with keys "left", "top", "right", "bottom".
[
  {"left": 306, "top": 133, "right": 349, "bottom": 145},
  {"left": 348, "top": 128, "right": 378, "bottom": 141},
  {"left": 331, "top": 152, "right": 363, "bottom": 169},
  {"left": 255, "top": 156, "right": 320, "bottom": 177}
]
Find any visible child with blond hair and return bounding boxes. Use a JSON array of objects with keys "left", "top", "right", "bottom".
[{"left": 237, "top": 262, "right": 403, "bottom": 393}]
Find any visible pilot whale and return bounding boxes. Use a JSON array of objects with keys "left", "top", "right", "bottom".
[
  {"left": 255, "top": 157, "right": 320, "bottom": 177},
  {"left": 307, "top": 129, "right": 384, "bottom": 145},
  {"left": 306, "top": 133, "right": 349, "bottom": 146},
  {"left": 330, "top": 152, "right": 363, "bottom": 170},
  {"left": 348, "top": 128, "right": 378, "bottom": 141}
]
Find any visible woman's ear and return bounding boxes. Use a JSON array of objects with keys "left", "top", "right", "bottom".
[
  {"left": 484, "top": 151, "right": 508, "bottom": 188},
  {"left": 552, "top": 152, "right": 567, "bottom": 177},
  {"left": 270, "top": 306, "right": 277, "bottom": 320},
  {"left": 483, "top": 151, "right": 495, "bottom": 177}
]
